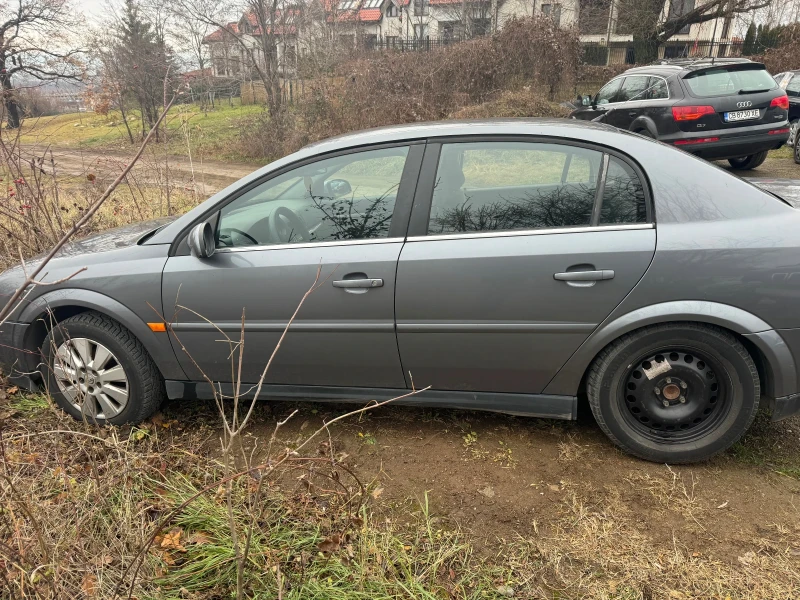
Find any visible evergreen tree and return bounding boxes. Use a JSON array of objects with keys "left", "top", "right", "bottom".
[{"left": 742, "top": 22, "right": 757, "bottom": 55}]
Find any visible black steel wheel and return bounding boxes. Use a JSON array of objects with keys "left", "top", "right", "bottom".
[{"left": 587, "top": 323, "right": 760, "bottom": 463}]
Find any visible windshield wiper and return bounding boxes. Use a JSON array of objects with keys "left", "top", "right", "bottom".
[{"left": 737, "top": 88, "right": 765, "bottom": 94}]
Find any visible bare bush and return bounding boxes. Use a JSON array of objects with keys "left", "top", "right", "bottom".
[{"left": 239, "top": 17, "right": 581, "bottom": 160}]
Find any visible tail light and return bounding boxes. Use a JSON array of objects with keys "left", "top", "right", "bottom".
[
  {"left": 771, "top": 95, "right": 789, "bottom": 110},
  {"left": 674, "top": 137, "right": 720, "bottom": 145},
  {"left": 769, "top": 128, "right": 790, "bottom": 135},
  {"left": 672, "top": 105, "right": 716, "bottom": 121}
]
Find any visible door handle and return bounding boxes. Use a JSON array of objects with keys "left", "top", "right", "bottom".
[
  {"left": 333, "top": 278, "right": 384, "bottom": 289},
  {"left": 554, "top": 270, "right": 615, "bottom": 282},
  {"left": 629, "top": 111, "right": 638, "bottom": 117}
]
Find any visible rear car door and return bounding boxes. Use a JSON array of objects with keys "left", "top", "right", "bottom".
[
  {"left": 605, "top": 75, "right": 651, "bottom": 130},
  {"left": 395, "top": 139, "right": 656, "bottom": 394},
  {"left": 162, "top": 143, "right": 423, "bottom": 387}
]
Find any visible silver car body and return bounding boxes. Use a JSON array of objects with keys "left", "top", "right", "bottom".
[{"left": 1, "top": 119, "right": 799, "bottom": 421}]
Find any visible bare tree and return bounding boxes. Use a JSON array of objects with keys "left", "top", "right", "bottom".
[
  {"left": 613, "top": 0, "right": 775, "bottom": 63},
  {"left": 0, "top": 0, "right": 85, "bottom": 129},
  {"left": 177, "top": 0, "right": 300, "bottom": 113}
]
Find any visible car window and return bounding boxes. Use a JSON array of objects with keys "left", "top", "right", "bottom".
[
  {"left": 600, "top": 157, "right": 647, "bottom": 225},
  {"left": 217, "top": 146, "right": 409, "bottom": 248},
  {"left": 683, "top": 66, "right": 776, "bottom": 97},
  {"left": 427, "top": 142, "right": 603, "bottom": 235},
  {"left": 618, "top": 75, "right": 651, "bottom": 102},
  {"left": 786, "top": 75, "right": 800, "bottom": 97},
  {"left": 646, "top": 77, "right": 669, "bottom": 100},
  {"left": 595, "top": 78, "right": 622, "bottom": 105}
]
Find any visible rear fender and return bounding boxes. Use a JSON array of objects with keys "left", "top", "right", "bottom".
[{"left": 543, "top": 301, "right": 797, "bottom": 399}]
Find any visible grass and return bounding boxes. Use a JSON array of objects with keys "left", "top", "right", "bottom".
[{"left": 16, "top": 101, "right": 265, "bottom": 162}]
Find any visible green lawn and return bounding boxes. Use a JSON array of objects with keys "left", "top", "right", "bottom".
[{"left": 15, "top": 100, "right": 265, "bottom": 162}]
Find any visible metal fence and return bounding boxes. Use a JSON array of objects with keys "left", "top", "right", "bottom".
[{"left": 361, "top": 34, "right": 745, "bottom": 66}]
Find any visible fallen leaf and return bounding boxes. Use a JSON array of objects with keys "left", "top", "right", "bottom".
[
  {"left": 716, "top": 501, "right": 728, "bottom": 509},
  {"left": 547, "top": 484, "right": 560, "bottom": 492},
  {"left": 317, "top": 534, "right": 341, "bottom": 554},
  {"left": 737, "top": 551, "right": 756, "bottom": 566},
  {"left": 160, "top": 528, "right": 186, "bottom": 552},
  {"left": 371, "top": 487, "right": 384, "bottom": 499},
  {"left": 188, "top": 532, "right": 212, "bottom": 546},
  {"left": 7, "top": 386, "right": 18, "bottom": 395},
  {"left": 692, "top": 552, "right": 701, "bottom": 557},
  {"left": 81, "top": 573, "right": 98, "bottom": 597},
  {"left": 496, "top": 584, "right": 515, "bottom": 597},
  {"left": 478, "top": 486, "right": 495, "bottom": 498}
]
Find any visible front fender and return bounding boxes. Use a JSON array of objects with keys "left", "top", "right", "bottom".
[
  {"left": 19, "top": 288, "right": 187, "bottom": 381},
  {"left": 543, "top": 301, "right": 797, "bottom": 398}
]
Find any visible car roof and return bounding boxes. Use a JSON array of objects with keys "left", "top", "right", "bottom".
[{"left": 621, "top": 57, "right": 759, "bottom": 78}]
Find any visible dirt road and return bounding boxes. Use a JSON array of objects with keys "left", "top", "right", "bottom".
[{"left": 20, "top": 146, "right": 261, "bottom": 196}]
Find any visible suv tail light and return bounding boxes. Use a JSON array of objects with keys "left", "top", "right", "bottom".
[
  {"left": 672, "top": 105, "right": 716, "bottom": 121},
  {"left": 771, "top": 95, "right": 789, "bottom": 110}
]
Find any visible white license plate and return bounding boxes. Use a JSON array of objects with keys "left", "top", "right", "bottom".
[{"left": 724, "top": 109, "right": 760, "bottom": 122}]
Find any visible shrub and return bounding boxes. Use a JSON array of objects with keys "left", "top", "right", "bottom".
[{"left": 448, "top": 88, "right": 571, "bottom": 119}]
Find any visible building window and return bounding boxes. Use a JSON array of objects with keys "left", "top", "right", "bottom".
[
  {"left": 364, "top": 0, "right": 382, "bottom": 7},
  {"left": 414, "top": 0, "right": 429, "bottom": 16},
  {"left": 386, "top": 2, "right": 400, "bottom": 16},
  {"left": 385, "top": 35, "right": 399, "bottom": 46},
  {"left": 413, "top": 23, "right": 428, "bottom": 38},
  {"left": 339, "top": 0, "right": 358, "bottom": 9},
  {"left": 542, "top": 3, "right": 561, "bottom": 27},
  {"left": 667, "top": 0, "right": 696, "bottom": 35}
]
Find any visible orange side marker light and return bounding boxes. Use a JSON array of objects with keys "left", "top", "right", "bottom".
[{"left": 148, "top": 322, "right": 167, "bottom": 332}]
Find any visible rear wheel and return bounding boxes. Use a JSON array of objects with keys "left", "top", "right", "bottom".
[
  {"left": 793, "top": 125, "right": 800, "bottom": 165},
  {"left": 587, "top": 323, "right": 760, "bottom": 463},
  {"left": 634, "top": 128, "right": 656, "bottom": 139},
  {"left": 42, "top": 312, "right": 165, "bottom": 424},
  {"left": 727, "top": 150, "right": 768, "bottom": 170}
]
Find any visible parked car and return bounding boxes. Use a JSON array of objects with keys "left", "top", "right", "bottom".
[
  {"left": 772, "top": 70, "right": 800, "bottom": 163},
  {"left": 2, "top": 119, "right": 800, "bottom": 464},
  {"left": 572, "top": 58, "right": 790, "bottom": 170}
]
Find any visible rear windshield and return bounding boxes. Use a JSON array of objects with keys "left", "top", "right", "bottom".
[{"left": 683, "top": 67, "right": 777, "bottom": 97}]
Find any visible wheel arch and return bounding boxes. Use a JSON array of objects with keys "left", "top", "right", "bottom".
[
  {"left": 630, "top": 116, "right": 658, "bottom": 138},
  {"left": 543, "top": 301, "right": 795, "bottom": 400},
  {"left": 19, "top": 289, "right": 187, "bottom": 381}
]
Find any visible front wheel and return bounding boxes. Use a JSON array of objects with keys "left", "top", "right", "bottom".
[
  {"left": 727, "top": 151, "right": 768, "bottom": 170},
  {"left": 587, "top": 323, "right": 760, "bottom": 463},
  {"left": 793, "top": 124, "right": 800, "bottom": 165},
  {"left": 42, "top": 312, "right": 165, "bottom": 424}
]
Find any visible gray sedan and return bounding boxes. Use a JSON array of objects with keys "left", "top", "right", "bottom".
[{"left": 1, "top": 119, "right": 799, "bottom": 463}]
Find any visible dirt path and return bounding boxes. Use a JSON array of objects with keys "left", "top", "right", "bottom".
[{"left": 20, "top": 146, "right": 261, "bottom": 196}]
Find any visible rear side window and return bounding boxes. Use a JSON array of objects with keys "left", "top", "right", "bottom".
[
  {"left": 683, "top": 67, "right": 776, "bottom": 97},
  {"left": 600, "top": 157, "right": 647, "bottom": 224},
  {"left": 646, "top": 77, "right": 669, "bottom": 100},
  {"left": 428, "top": 142, "right": 603, "bottom": 234},
  {"left": 787, "top": 76, "right": 800, "bottom": 97}
]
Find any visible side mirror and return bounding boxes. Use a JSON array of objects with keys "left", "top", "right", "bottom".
[
  {"left": 187, "top": 221, "right": 216, "bottom": 259},
  {"left": 324, "top": 178, "right": 352, "bottom": 198}
]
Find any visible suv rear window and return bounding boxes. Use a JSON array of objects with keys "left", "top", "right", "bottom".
[{"left": 683, "top": 67, "right": 776, "bottom": 97}]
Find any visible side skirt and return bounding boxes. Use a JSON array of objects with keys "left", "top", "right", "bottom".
[{"left": 165, "top": 381, "right": 578, "bottom": 421}]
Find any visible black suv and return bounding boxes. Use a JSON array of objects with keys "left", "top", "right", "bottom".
[
  {"left": 571, "top": 58, "right": 790, "bottom": 170},
  {"left": 772, "top": 70, "right": 800, "bottom": 163}
]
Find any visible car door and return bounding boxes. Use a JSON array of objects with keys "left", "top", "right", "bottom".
[
  {"left": 604, "top": 75, "right": 651, "bottom": 130},
  {"left": 394, "top": 139, "right": 656, "bottom": 394},
  {"left": 162, "top": 143, "right": 423, "bottom": 387},
  {"left": 573, "top": 77, "right": 623, "bottom": 121}
]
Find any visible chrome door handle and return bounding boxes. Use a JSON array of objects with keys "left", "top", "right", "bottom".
[
  {"left": 333, "top": 278, "right": 384, "bottom": 289},
  {"left": 554, "top": 270, "right": 615, "bottom": 282}
]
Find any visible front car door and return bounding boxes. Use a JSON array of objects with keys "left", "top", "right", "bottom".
[
  {"left": 395, "top": 138, "right": 656, "bottom": 395},
  {"left": 162, "top": 143, "right": 423, "bottom": 387},
  {"left": 604, "top": 75, "right": 651, "bottom": 130},
  {"left": 574, "top": 77, "right": 623, "bottom": 121}
]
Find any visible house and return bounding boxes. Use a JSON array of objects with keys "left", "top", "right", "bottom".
[{"left": 202, "top": 0, "right": 744, "bottom": 78}]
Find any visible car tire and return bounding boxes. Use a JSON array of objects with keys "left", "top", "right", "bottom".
[
  {"left": 586, "top": 323, "right": 760, "bottom": 463},
  {"left": 635, "top": 128, "right": 656, "bottom": 139},
  {"left": 794, "top": 128, "right": 800, "bottom": 165},
  {"left": 42, "top": 311, "right": 165, "bottom": 425},
  {"left": 727, "top": 151, "right": 768, "bottom": 170}
]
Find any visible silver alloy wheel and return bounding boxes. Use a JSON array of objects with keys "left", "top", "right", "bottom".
[{"left": 53, "top": 337, "right": 129, "bottom": 419}]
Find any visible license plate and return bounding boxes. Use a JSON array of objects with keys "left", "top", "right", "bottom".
[{"left": 724, "top": 109, "right": 760, "bottom": 122}]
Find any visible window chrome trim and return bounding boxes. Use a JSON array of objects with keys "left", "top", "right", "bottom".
[
  {"left": 214, "top": 236, "right": 404, "bottom": 254},
  {"left": 407, "top": 223, "right": 653, "bottom": 243}
]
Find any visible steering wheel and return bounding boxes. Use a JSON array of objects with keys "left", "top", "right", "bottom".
[
  {"left": 217, "top": 227, "right": 258, "bottom": 247},
  {"left": 269, "top": 206, "right": 310, "bottom": 244}
]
